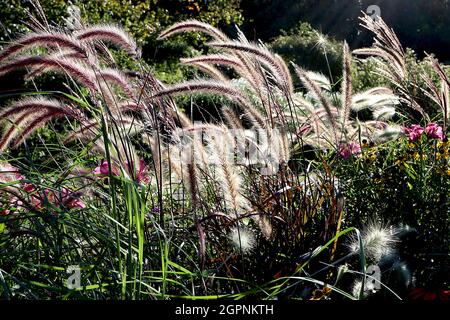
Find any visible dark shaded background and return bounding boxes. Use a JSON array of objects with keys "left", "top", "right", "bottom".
[{"left": 242, "top": 0, "right": 450, "bottom": 61}]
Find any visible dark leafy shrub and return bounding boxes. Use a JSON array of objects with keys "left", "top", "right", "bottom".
[
  {"left": 336, "top": 126, "right": 449, "bottom": 290},
  {"left": 270, "top": 22, "right": 343, "bottom": 87}
]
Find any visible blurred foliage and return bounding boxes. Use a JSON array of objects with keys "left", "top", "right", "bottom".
[
  {"left": 270, "top": 22, "right": 343, "bottom": 87},
  {"left": 241, "top": 0, "right": 450, "bottom": 62},
  {"left": 351, "top": 58, "right": 388, "bottom": 93},
  {"left": 0, "top": 0, "right": 242, "bottom": 43}
]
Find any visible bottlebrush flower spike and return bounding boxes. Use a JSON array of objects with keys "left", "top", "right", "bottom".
[
  {"left": 349, "top": 221, "right": 399, "bottom": 263},
  {"left": 0, "top": 97, "right": 82, "bottom": 123},
  {"left": 98, "top": 68, "right": 136, "bottom": 99},
  {"left": 0, "top": 56, "right": 98, "bottom": 91},
  {"left": 158, "top": 20, "right": 229, "bottom": 41},
  {"left": 209, "top": 40, "right": 293, "bottom": 93},
  {"left": 74, "top": 24, "right": 140, "bottom": 58},
  {"left": 0, "top": 32, "right": 86, "bottom": 62},
  {"left": 229, "top": 225, "right": 256, "bottom": 254}
]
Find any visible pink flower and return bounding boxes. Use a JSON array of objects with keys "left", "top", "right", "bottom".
[
  {"left": 0, "top": 196, "right": 22, "bottom": 215},
  {"left": 22, "top": 183, "right": 44, "bottom": 209},
  {"left": 60, "top": 188, "right": 86, "bottom": 209},
  {"left": 0, "top": 163, "right": 86, "bottom": 212},
  {"left": 94, "top": 159, "right": 150, "bottom": 185},
  {"left": 424, "top": 123, "right": 444, "bottom": 140},
  {"left": 124, "top": 158, "right": 151, "bottom": 185},
  {"left": 404, "top": 125, "right": 424, "bottom": 141},
  {"left": 339, "top": 142, "right": 361, "bottom": 160},
  {"left": 135, "top": 159, "right": 150, "bottom": 185},
  {"left": 25, "top": 187, "right": 85, "bottom": 211},
  {"left": 93, "top": 160, "right": 119, "bottom": 176},
  {"left": 67, "top": 198, "right": 86, "bottom": 209},
  {"left": 1, "top": 163, "right": 25, "bottom": 215},
  {"left": 33, "top": 188, "right": 53, "bottom": 211}
]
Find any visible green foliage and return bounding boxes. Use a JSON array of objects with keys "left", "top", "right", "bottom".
[
  {"left": 337, "top": 134, "right": 449, "bottom": 288},
  {"left": 0, "top": 0, "right": 68, "bottom": 42},
  {"left": 271, "top": 22, "right": 343, "bottom": 86},
  {"left": 351, "top": 58, "right": 388, "bottom": 92}
]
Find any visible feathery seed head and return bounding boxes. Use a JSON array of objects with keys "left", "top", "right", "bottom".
[
  {"left": 229, "top": 225, "right": 256, "bottom": 254},
  {"left": 351, "top": 280, "right": 374, "bottom": 299},
  {"left": 349, "top": 220, "right": 399, "bottom": 263},
  {"left": 0, "top": 56, "right": 98, "bottom": 91},
  {"left": 75, "top": 24, "right": 140, "bottom": 57},
  {"left": 0, "top": 32, "right": 86, "bottom": 63},
  {"left": 158, "top": 20, "right": 228, "bottom": 41}
]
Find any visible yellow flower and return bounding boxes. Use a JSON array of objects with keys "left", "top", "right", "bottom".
[
  {"left": 362, "top": 151, "right": 377, "bottom": 165},
  {"left": 436, "top": 152, "right": 449, "bottom": 160},
  {"left": 412, "top": 152, "right": 427, "bottom": 161},
  {"left": 395, "top": 157, "right": 406, "bottom": 168}
]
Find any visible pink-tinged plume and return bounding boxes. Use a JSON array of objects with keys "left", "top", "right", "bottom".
[{"left": 0, "top": 162, "right": 25, "bottom": 183}]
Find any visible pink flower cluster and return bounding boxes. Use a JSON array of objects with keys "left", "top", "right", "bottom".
[
  {"left": 93, "top": 160, "right": 119, "bottom": 176},
  {"left": 32, "top": 187, "right": 86, "bottom": 211},
  {"left": 93, "top": 158, "right": 150, "bottom": 185},
  {"left": 339, "top": 142, "right": 362, "bottom": 160},
  {"left": 0, "top": 162, "right": 85, "bottom": 215},
  {"left": 404, "top": 123, "right": 445, "bottom": 141}
]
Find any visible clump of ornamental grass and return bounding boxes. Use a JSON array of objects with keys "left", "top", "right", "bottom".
[
  {"left": 160, "top": 22, "right": 402, "bottom": 154},
  {"left": 1, "top": 6, "right": 435, "bottom": 300},
  {"left": 355, "top": 13, "right": 449, "bottom": 129}
]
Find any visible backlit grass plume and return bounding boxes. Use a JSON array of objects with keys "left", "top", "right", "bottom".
[{"left": 348, "top": 220, "right": 399, "bottom": 263}]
